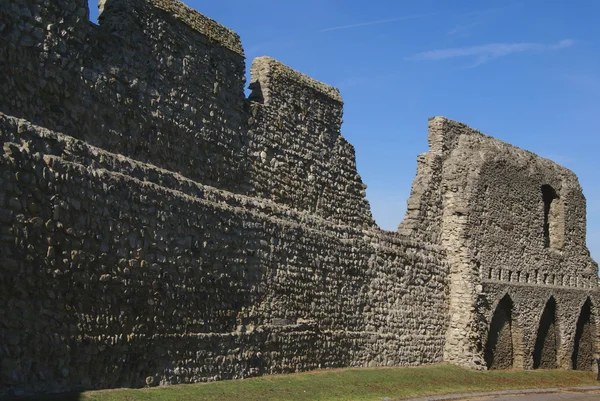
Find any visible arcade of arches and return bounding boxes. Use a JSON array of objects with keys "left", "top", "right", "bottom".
[{"left": 485, "top": 295, "right": 596, "bottom": 371}]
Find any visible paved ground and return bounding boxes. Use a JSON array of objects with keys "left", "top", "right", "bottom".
[
  {"left": 460, "top": 390, "right": 600, "bottom": 400},
  {"left": 404, "top": 387, "right": 600, "bottom": 401}
]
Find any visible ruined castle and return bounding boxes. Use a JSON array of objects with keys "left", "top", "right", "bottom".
[{"left": 0, "top": 0, "right": 598, "bottom": 396}]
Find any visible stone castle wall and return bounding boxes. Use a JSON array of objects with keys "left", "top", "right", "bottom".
[
  {"left": 0, "top": 1, "right": 447, "bottom": 393},
  {"left": 399, "top": 117, "right": 598, "bottom": 369},
  {"left": 0, "top": 0, "right": 598, "bottom": 397},
  {"left": 247, "top": 57, "right": 374, "bottom": 227},
  {"left": 0, "top": 114, "right": 448, "bottom": 395},
  {"left": 0, "top": 0, "right": 373, "bottom": 226},
  {"left": 1, "top": 0, "right": 247, "bottom": 191}
]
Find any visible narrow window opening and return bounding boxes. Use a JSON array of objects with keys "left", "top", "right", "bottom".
[{"left": 542, "top": 185, "right": 564, "bottom": 249}]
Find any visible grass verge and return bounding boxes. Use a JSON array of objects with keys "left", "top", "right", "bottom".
[{"left": 24, "top": 364, "right": 599, "bottom": 401}]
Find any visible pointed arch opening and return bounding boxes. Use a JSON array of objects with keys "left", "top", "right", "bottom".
[
  {"left": 485, "top": 294, "right": 522, "bottom": 369},
  {"left": 533, "top": 297, "right": 559, "bottom": 369},
  {"left": 572, "top": 298, "right": 594, "bottom": 371}
]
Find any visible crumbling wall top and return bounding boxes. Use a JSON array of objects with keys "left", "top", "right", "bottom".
[
  {"left": 99, "top": 0, "right": 244, "bottom": 55},
  {"left": 250, "top": 56, "right": 343, "bottom": 104}
]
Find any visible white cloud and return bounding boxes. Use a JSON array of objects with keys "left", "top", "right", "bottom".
[
  {"left": 408, "top": 39, "right": 574, "bottom": 66},
  {"left": 321, "top": 14, "right": 429, "bottom": 32}
]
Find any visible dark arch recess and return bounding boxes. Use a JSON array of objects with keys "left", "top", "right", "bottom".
[
  {"left": 572, "top": 298, "right": 594, "bottom": 371},
  {"left": 485, "top": 295, "right": 516, "bottom": 370},
  {"left": 533, "top": 297, "right": 559, "bottom": 369}
]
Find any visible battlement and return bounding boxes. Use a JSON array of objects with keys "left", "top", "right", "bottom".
[{"left": 0, "top": 0, "right": 371, "bottom": 224}]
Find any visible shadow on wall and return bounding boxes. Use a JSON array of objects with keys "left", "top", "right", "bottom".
[
  {"left": 0, "top": 119, "right": 270, "bottom": 394},
  {"left": 572, "top": 298, "right": 595, "bottom": 371},
  {"left": 485, "top": 294, "right": 523, "bottom": 370},
  {"left": 533, "top": 297, "right": 559, "bottom": 370}
]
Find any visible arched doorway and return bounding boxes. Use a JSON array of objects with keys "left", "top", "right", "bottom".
[
  {"left": 533, "top": 297, "right": 559, "bottom": 369},
  {"left": 572, "top": 298, "right": 594, "bottom": 371},
  {"left": 485, "top": 294, "right": 519, "bottom": 369}
]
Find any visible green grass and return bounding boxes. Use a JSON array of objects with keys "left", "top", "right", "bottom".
[{"left": 27, "top": 364, "right": 600, "bottom": 401}]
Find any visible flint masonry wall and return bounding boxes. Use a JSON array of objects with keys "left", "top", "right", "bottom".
[
  {"left": 0, "top": 0, "right": 597, "bottom": 397},
  {"left": 0, "top": 0, "right": 374, "bottom": 225},
  {"left": 0, "top": 114, "right": 448, "bottom": 395},
  {"left": 0, "top": 0, "right": 447, "bottom": 391},
  {"left": 247, "top": 57, "right": 374, "bottom": 227},
  {"left": 1, "top": 0, "right": 248, "bottom": 191},
  {"left": 399, "top": 117, "right": 599, "bottom": 370}
]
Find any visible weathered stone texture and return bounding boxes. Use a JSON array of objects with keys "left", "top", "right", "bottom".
[
  {"left": 573, "top": 300, "right": 594, "bottom": 371},
  {"left": 0, "top": 0, "right": 598, "bottom": 397},
  {"left": 485, "top": 296, "right": 515, "bottom": 370},
  {"left": 533, "top": 298, "right": 559, "bottom": 369},
  {"left": 0, "top": 114, "right": 448, "bottom": 395},
  {"left": 1, "top": 0, "right": 247, "bottom": 191},
  {"left": 247, "top": 57, "right": 374, "bottom": 226},
  {"left": 397, "top": 117, "right": 598, "bottom": 369},
  {"left": 480, "top": 283, "right": 598, "bottom": 370}
]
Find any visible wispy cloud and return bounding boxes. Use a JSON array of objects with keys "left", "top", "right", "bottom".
[
  {"left": 321, "top": 14, "right": 429, "bottom": 32},
  {"left": 447, "top": 21, "right": 482, "bottom": 37},
  {"left": 408, "top": 39, "right": 574, "bottom": 67},
  {"left": 446, "top": 3, "right": 523, "bottom": 38},
  {"left": 455, "top": 3, "right": 523, "bottom": 19}
]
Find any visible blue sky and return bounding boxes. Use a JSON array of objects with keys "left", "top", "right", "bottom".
[{"left": 88, "top": 1, "right": 600, "bottom": 262}]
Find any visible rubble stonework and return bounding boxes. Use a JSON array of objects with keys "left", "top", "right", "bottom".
[
  {"left": 399, "top": 118, "right": 599, "bottom": 370},
  {"left": 0, "top": 0, "right": 597, "bottom": 397}
]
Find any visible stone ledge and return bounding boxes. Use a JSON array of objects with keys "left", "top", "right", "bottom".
[{"left": 481, "top": 279, "right": 598, "bottom": 291}]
